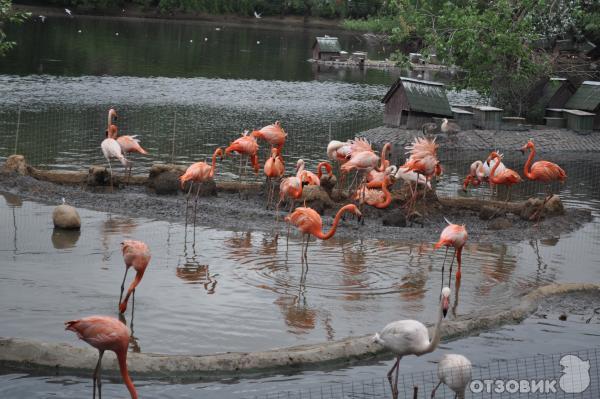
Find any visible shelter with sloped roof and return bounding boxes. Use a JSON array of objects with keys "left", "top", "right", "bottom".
[
  {"left": 312, "top": 36, "right": 342, "bottom": 61},
  {"left": 381, "top": 77, "right": 452, "bottom": 128},
  {"left": 565, "top": 81, "right": 600, "bottom": 129}
]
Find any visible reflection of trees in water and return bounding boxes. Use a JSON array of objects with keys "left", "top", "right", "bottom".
[
  {"left": 339, "top": 239, "right": 369, "bottom": 301},
  {"left": 398, "top": 243, "right": 430, "bottom": 306},
  {"left": 473, "top": 243, "right": 517, "bottom": 297},
  {"left": 100, "top": 215, "right": 137, "bottom": 261}
]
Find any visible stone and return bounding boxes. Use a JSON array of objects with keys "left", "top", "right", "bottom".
[
  {"left": 545, "top": 195, "right": 564, "bottom": 216},
  {"left": 382, "top": 209, "right": 407, "bottom": 227},
  {"left": 2, "top": 155, "right": 28, "bottom": 175},
  {"left": 299, "top": 185, "right": 335, "bottom": 213},
  {"left": 488, "top": 217, "right": 512, "bottom": 230},
  {"left": 181, "top": 179, "right": 217, "bottom": 197},
  {"left": 87, "top": 166, "right": 110, "bottom": 186},
  {"left": 148, "top": 164, "right": 187, "bottom": 195},
  {"left": 52, "top": 204, "right": 81, "bottom": 230},
  {"left": 479, "top": 205, "right": 501, "bottom": 220},
  {"left": 520, "top": 197, "right": 544, "bottom": 221}
]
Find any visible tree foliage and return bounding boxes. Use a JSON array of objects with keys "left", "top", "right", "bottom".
[{"left": 0, "top": 0, "right": 29, "bottom": 56}]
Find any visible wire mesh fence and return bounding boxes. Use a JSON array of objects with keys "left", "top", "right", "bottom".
[{"left": 244, "top": 347, "right": 600, "bottom": 399}]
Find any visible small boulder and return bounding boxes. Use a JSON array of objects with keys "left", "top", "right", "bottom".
[
  {"left": 181, "top": 179, "right": 217, "bottom": 197},
  {"left": 488, "top": 217, "right": 512, "bottom": 230},
  {"left": 87, "top": 166, "right": 110, "bottom": 186},
  {"left": 382, "top": 209, "right": 407, "bottom": 227},
  {"left": 544, "top": 195, "right": 564, "bottom": 216},
  {"left": 300, "top": 185, "right": 335, "bottom": 213},
  {"left": 479, "top": 205, "right": 500, "bottom": 220},
  {"left": 148, "top": 164, "right": 187, "bottom": 194},
  {"left": 319, "top": 174, "right": 337, "bottom": 195},
  {"left": 520, "top": 197, "right": 544, "bottom": 221},
  {"left": 2, "top": 155, "right": 28, "bottom": 175},
  {"left": 53, "top": 204, "right": 81, "bottom": 230}
]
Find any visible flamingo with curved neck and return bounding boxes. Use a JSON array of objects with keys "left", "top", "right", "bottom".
[
  {"left": 377, "top": 143, "right": 391, "bottom": 171},
  {"left": 355, "top": 175, "right": 394, "bottom": 209}
]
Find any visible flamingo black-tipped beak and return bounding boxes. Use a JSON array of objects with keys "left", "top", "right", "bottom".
[{"left": 442, "top": 296, "right": 449, "bottom": 318}]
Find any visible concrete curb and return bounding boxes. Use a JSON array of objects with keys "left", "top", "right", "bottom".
[{"left": 1, "top": 283, "right": 598, "bottom": 379}]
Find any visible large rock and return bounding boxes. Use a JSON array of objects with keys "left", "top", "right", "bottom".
[
  {"left": 520, "top": 196, "right": 564, "bottom": 221},
  {"left": 87, "top": 166, "right": 110, "bottom": 186},
  {"left": 545, "top": 195, "right": 565, "bottom": 216},
  {"left": 479, "top": 205, "right": 501, "bottom": 220},
  {"left": 319, "top": 175, "right": 337, "bottom": 195},
  {"left": 300, "top": 185, "right": 335, "bottom": 214},
  {"left": 2, "top": 155, "right": 28, "bottom": 175},
  {"left": 52, "top": 204, "right": 81, "bottom": 230},
  {"left": 148, "top": 164, "right": 187, "bottom": 195},
  {"left": 488, "top": 217, "right": 512, "bottom": 230}
]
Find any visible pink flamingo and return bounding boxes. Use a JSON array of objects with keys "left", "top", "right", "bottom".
[
  {"left": 251, "top": 120, "right": 287, "bottom": 154},
  {"left": 179, "top": 147, "right": 223, "bottom": 222},
  {"left": 402, "top": 136, "right": 441, "bottom": 211},
  {"left": 119, "top": 240, "right": 151, "bottom": 315},
  {"left": 434, "top": 218, "right": 467, "bottom": 283},
  {"left": 486, "top": 151, "right": 522, "bottom": 203},
  {"left": 296, "top": 159, "right": 321, "bottom": 186},
  {"left": 354, "top": 175, "right": 394, "bottom": 209},
  {"left": 264, "top": 147, "right": 285, "bottom": 209},
  {"left": 520, "top": 139, "right": 566, "bottom": 220},
  {"left": 316, "top": 161, "right": 336, "bottom": 192},
  {"left": 65, "top": 316, "right": 137, "bottom": 399},
  {"left": 225, "top": 130, "right": 260, "bottom": 194}
]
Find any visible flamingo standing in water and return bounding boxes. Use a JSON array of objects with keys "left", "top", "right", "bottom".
[
  {"left": 251, "top": 120, "right": 287, "bottom": 155},
  {"left": 520, "top": 139, "right": 566, "bottom": 221},
  {"left": 65, "top": 316, "right": 137, "bottom": 399},
  {"left": 373, "top": 287, "right": 450, "bottom": 399},
  {"left": 179, "top": 147, "right": 224, "bottom": 223},
  {"left": 119, "top": 240, "right": 151, "bottom": 315},
  {"left": 263, "top": 147, "right": 285, "bottom": 209},
  {"left": 486, "top": 151, "right": 522, "bottom": 206},
  {"left": 434, "top": 218, "right": 467, "bottom": 283},
  {"left": 285, "top": 204, "right": 362, "bottom": 260},
  {"left": 431, "top": 354, "right": 472, "bottom": 399}
]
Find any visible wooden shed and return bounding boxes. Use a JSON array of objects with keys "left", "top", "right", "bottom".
[
  {"left": 381, "top": 77, "right": 452, "bottom": 129},
  {"left": 472, "top": 106, "right": 503, "bottom": 130},
  {"left": 451, "top": 107, "right": 473, "bottom": 130},
  {"left": 564, "top": 109, "right": 595, "bottom": 132},
  {"left": 564, "top": 81, "right": 600, "bottom": 130},
  {"left": 312, "top": 36, "right": 341, "bottom": 61}
]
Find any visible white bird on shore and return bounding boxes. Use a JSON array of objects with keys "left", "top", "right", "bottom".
[
  {"left": 395, "top": 166, "right": 431, "bottom": 189},
  {"left": 65, "top": 8, "right": 73, "bottom": 17},
  {"left": 254, "top": 11, "right": 262, "bottom": 19},
  {"left": 101, "top": 138, "right": 129, "bottom": 191},
  {"left": 373, "top": 287, "right": 450, "bottom": 398},
  {"left": 39, "top": 15, "right": 46, "bottom": 23},
  {"left": 431, "top": 354, "right": 472, "bottom": 399}
]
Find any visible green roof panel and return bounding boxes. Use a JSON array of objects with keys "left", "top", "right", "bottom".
[
  {"left": 314, "top": 37, "right": 341, "bottom": 53},
  {"left": 565, "top": 81, "right": 600, "bottom": 111},
  {"left": 402, "top": 78, "right": 452, "bottom": 116}
]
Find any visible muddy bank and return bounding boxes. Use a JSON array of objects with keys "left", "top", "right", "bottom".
[
  {"left": 0, "top": 283, "right": 597, "bottom": 380},
  {"left": 0, "top": 169, "right": 591, "bottom": 244}
]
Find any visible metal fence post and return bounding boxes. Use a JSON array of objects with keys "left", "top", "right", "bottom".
[
  {"left": 13, "top": 106, "right": 21, "bottom": 155},
  {"left": 171, "top": 110, "right": 177, "bottom": 163}
]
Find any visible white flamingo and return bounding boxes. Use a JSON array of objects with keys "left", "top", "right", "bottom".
[
  {"left": 431, "top": 354, "right": 472, "bottom": 399},
  {"left": 101, "top": 138, "right": 128, "bottom": 191},
  {"left": 373, "top": 287, "right": 450, "bottom": 398}
]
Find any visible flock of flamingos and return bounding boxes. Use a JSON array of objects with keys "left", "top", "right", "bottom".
[{"left": 65, "top": 109, "right": 567, "bottom": 399}]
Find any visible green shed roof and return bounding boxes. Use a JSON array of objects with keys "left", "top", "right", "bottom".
[
  {"left": 565, "top": 81, "right": 600, "bottom": 111},
  {"left": 382, "top": 77, "right": 452, "bottom": 117},
  {"left": 313, "top": 36, "right": 341, "bottom": 53}
]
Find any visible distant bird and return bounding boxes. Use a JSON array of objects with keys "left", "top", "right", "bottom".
[
  {"left": 441, "top": 118, "right": 460, "bottom": 139},
  {"left": 119, "top": 240, "right": 151, "bottom": 315},
  {"left": 65, "top": 316, "right": 137, "bottom": 399},
  {"left": 254, "top": 11, "right": 262, "bottom": 18},
  {"left": 101, "top": 137, "right": 128, "bottom": 191},
  {"left": 179, "top": 148, "right": 224, "bottom": 222},
  {"left": 520, "top": 139, "right": 566, "bottom": 221},
  {"left": 77, "top": 29, "right": 82, "bottom": 34},
  {"left": 115, "top": 32, "right": 119, "bottom": 36},
  {"left": 264, "top": 147, "right": 285, "bottom": 209},
  {"left": 373, "top": 287, "right": 451, "bottom": 399},
  {"left": 285, "top": 204, "right": 362, "bottom": 259},
  {"left": 431, "top": 354, "right": 472, "bottom": 399},
  {"left": 354, "top": 175, "right": 394, "bottom": 209},
  {"left": 65, "top": 8, "right": 73, "bottom": 17},
  {"left": 39, "top": 15, "right": 46, "bottom": 23},
  {"left": 486, "top": 151, "right": 522, "bottom": 203},
  {"left": 421, "top": 122, "right": 437, "bottom": 136},
  {"left": 256, "top": 40, "right": 261, "bottom": 45},
  {"left": 189, "top": 39, "right": 193, "bottom": 43},
  {"left": 204, "top": 37, "right": 208, "bottom": 41},
  {"left": 434, "top": 218, "right": 467, "bottom": 282},
  {"left": 251, "top": 121, "right": 287, "bottom": 154},
  {"left": 215, "top": 27, "right": 221, "bottom": 31}
]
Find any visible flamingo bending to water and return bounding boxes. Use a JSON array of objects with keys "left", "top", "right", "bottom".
[
  {"left": 520, "top": 139, "right": 566, "bottom": 220},
  {"left": 434, "top": 218, "right": 467, "bottom": 283},
  {"left": 431, "top": 354, "right": 472, "bottom": 399},
  {"left": 373, "top": 287, "right": 450, "bottom": 399},
  {"left": 225, "top": 130, "right": 260, "bottom": 175},
  {"left": 354, "top": 175, "right": 394, "bottom": 209},
  {"left": 285, "top": 204, "right": 361, "bottom": 260},
  {"left": 119, "top": 240, "right": 151, "bottom": 315},
  {"left": 65, "top": 316, "right": 137, "bottom": 399},
  {"left": 367, "top": 165, "right": 397, "bottom": 188},
  {"left": 179, "top": 148, "right": 223, "bottom": 223}
]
